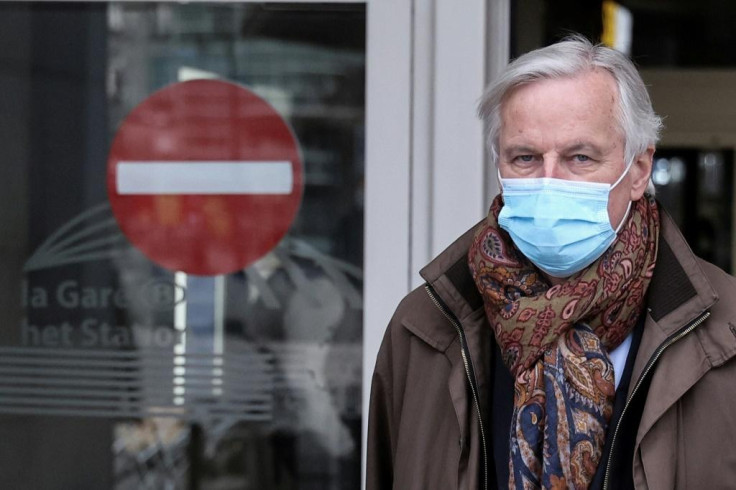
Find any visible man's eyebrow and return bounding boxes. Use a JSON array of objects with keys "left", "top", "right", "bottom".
[
  {"left": 502, "top": 145, "right": 537, "bottom": 155},
  {"left": 563, "top": 142, "right": 603, "bottom": 154}
]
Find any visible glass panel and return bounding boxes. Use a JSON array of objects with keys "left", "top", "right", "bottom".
[
  {"left": 626, "top": 2, "right": 736, "bottom": 67},
  {"left": 512, "top": 1, "right": 736, "bottom": 67},
  {"left": 653, "top": 148, "right": 733, "bottom": 271},
  {"left": 0, "top": 3, "right": 365, "bottom": 489}
]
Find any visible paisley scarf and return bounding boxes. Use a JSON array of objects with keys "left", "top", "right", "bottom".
[{"left": 468, "top": 194, "right": 659, "bottom": 489}]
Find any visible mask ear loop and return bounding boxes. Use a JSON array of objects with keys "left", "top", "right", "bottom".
[
  {"left": 611, "top": 156, "right": 636, "bottom": 233},
  {"left": 614, "top": 201, "right": 632, "bottom": 234},
  {"left": 496, "top": 167, "right": 505, "bottom": 192},
  {"left": 610, "top": 155, "right": 636, "bottom": 190}
]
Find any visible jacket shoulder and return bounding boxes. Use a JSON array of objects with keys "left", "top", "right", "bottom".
[
  {"left": 697, "top": 257, "right": 736, "bottom": 319},
  {"left": 695, "top": 258, "right": 736, "bottom": 368},
  {"left": 697, "top": 258, "right": 736, "bottom": 293}
]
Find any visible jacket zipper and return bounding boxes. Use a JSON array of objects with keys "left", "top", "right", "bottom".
[
  {"left": 602, "top": 310, "right": 711, "bottom": 490},
  {"left": 425, "top": 284, "right": 488, "bottom": 490}
]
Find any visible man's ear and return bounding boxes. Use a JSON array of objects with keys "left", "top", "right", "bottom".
[{"left": 630, "top": 146, "right": 655, "bottom": 200}]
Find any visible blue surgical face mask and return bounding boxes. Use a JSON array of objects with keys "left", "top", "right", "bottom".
[{"left": 497, "top": 161, "right": 633, "bottom": 278}]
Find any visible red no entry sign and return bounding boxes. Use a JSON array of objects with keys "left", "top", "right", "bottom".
[{"left": 107, "top": 79, "right": 303, "bottom": 276}]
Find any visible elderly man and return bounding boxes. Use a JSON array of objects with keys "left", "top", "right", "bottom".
[{"left": 367, "top": 36, "right": 736, "bottom": 490}]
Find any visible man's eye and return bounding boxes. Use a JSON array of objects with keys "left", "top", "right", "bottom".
[
  {"left": 515, "top": 155, "right": 535, "bottom": 163},
  {"left": 573, "top": 154, "right": 590, "bottom": 162}
]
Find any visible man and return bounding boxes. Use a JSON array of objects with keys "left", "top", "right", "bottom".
[{"left": 367, "top": 36, "right": 736, "bottom": 490}]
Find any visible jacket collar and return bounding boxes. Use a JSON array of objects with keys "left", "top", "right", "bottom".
[
  {"left": 645, "top": 208, "right": 718, "bottom": 335},
  {"left": 419, "top": 223, "right": 485, "bottom": 327}
]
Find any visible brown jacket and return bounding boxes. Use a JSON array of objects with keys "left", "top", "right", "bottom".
[{"left": 367, "top": 210, "right": 736, "bottom": 489}]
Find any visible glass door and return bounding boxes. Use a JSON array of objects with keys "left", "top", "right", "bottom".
[{"left": 0, "top": 3, "right": 380, "bottom": 489}]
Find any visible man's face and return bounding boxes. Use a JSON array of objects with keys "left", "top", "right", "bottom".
[{"left": 497, "top": 69, "right": 653, "bottom": 233}]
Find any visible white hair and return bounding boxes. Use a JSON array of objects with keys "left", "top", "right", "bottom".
[{"left": 478, "top": 35, "right": 662, "bottom": 195}]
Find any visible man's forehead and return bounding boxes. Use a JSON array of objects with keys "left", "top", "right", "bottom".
[
  {"left": 498, "top": 70, "right": 621, "bottom": 142},
  {"left": 500, "top": 69, "right": 618, "bottom": 112},
  {"left": 510, "top": 67, "right": 616, "bottom": 93}
]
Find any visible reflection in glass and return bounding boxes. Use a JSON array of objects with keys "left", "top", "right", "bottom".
[
  {"left": 108, "top": 4, "right": 366, "bottom": 488},
  {"left": 0, "top": 3, "right": 365, "bottom": 489}
]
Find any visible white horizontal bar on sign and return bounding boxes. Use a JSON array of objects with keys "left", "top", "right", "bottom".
[{"left": 117, "top": 161, "right": 293, "bottom": 195}]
